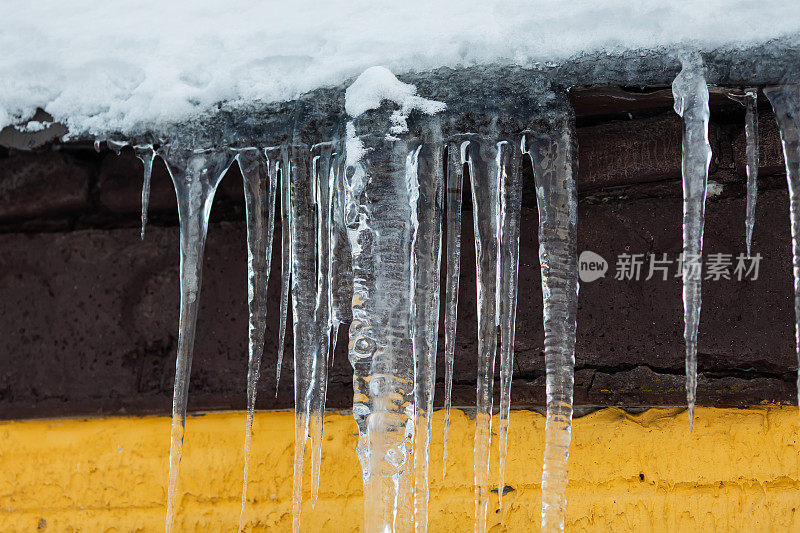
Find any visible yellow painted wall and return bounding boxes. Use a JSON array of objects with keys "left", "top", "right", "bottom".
[{"left": 1, "top": 407, "right": 799, "bottom": 531}]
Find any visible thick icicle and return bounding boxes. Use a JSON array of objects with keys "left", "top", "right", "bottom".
[
  {"left": 497, "top": 141, "right": 522, "bottom": 506},
  {"left": 442, "top": 141, "right": 465, "bottom": 476},
  {"left": 345, "top": 130, "right": 419, "bottom": 532},
  {"left": 288, "top": 145, "right": 323, "bottom": 533},
  {"left": 134, "top": 145, "right": 155, "bottom": 240},
  {"left": 672, "top": 57, "right": 712, "bottom": 429},
  {"left": 309, "top": 144, "right": 334, "bottom": 507},
  {"left": 466, "top": 138, "right": 502, "bottom": 533},
  {"left": 764, "top": 85, "right": 800, "bottom": 419},
  {"left": 160, "top": 146, "right": 234, "bottom": 533},
  {"left": 728, "top": 89, "right": 760, "bottom": 256},
  {"left": 526, "top": 114, "right": 578, "bottom": 532},
  {"left": 329, "top": 149, "right": 354, "bottom": 365},
  {"left": 236, "top": 147, "right": 278, "bottom": 531},
  {"left": 411, "top": 140, "right": 444, "bottom": 532},
  {"left": 275, "top": 148, "right": 291, "bottom": 392}
]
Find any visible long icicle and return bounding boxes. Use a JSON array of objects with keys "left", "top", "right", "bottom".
[
  {"left": 309, "top": 144, "right": 333, "bottom": 507},
  {"left": 345, "top": 128, "right": 419, "bottom": 532},
  {"left": 161, "top": 146, "right": 234, "bottom": 533},
  {"left": 275, "top": 147, "right": 292, "bottom": 393},
  {"left": 412, "top": 139, "right": 444, "bottom": 532},
  {"left": 467, "top": 137, "right": 502, "bottom": 533},
  {"left": 497, "top": 140, "right": 523, "bottom": 507},
  {"left": 442, "top": 141, "right": 466, "bottom": 477},
  {"left": 134, "top": 145, "right": 155, "bottom": 240},
  {"left": 329, "top": 148, "right": 354, "bottom": 366},
  {"left": 526, "top": 114, "right": 579, "bottom": 533},
  {"left": 728, "top": 89, "right": 760, "bottom": 256},
  {"left": 764, "top": 85, "right": 800, "bottom": 420},
  {"left": 237, "top": 147, "right": 278, "bottom": 531},
  {"left": 672, "top": 56, "right": 712, "bottom": 429},
  {"left": 289, "top": 145, "right": 321, "bottom": 533}
]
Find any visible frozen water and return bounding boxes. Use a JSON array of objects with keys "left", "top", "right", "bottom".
[
  {"left": 134, "top": 145, "right": 156, "bottom": 240},
  {"left": 411, "top": 139, "right": 444, "bottom": 532},
  {"left": 465, "top": 137, "right": 502, "bottom": 532},
  {"left": 275, "top": 149, "right": 292, "bottom": 393},
  {"left": 526, "top": 115, "right": 579, "bottom": 532},
  {"left": 345, "top": 131, "right": 418, "bottom": 532},
  {"left": 442, "top": 141, "right": 466, "bottom": 477},
  {"left": 728, "top": 89, "right": 759, "bottom": 256},
  {"left": 497, "top": 140, "right": 523, "bottom": 507},
  {"left": 235, "top": 147, "right": 278, "bottom": 530},
  {"left": 764, "top": 85, "right": 800, "bottom": 420},
  {"left": 672, "top": 56, "right": 711, "bottom": 429},
  {"left": 4, "top": 1, "right": 799, "bottom": 135},
  {"left": 159, "top": 146, "right": 234, "bottom": 532}
]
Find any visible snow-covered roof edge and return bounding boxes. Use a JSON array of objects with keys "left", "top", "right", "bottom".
[{"left": 4, "top": 38, "right": 800, "bottom": 148}]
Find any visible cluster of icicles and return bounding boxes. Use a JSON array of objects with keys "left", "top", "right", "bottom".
[{"left": 99, "top": 61, "right": 800, "bottom": 532}]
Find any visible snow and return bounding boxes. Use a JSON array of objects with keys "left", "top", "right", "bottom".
[
  {"left": 2, "top": 0, "right": 799, "bottom": 136},
  {"left": 345, "top": 66, "right": 446, "bottom": 135}
]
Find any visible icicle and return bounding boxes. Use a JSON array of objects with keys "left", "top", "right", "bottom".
[
  {"left": 160, "top": 145, "right": 234, "bottom": 533},
  {"left": 728, "top": 89, "right": 760, "bottom": 256},
  {"left": 672, "top": 56, "right": 712, "bottom": 429},
  {"left": 497, "top": 141, "right": 522, "bottom": 507},
  {"left": 236, "top": 147, "right": 278, "bottom": 532},
  {"left": 525, "top": 114, "right": 578, "bottom": 533},
  {"left": 764, "top": 85, "right": 800, "bottom": 420},
  {"left": 288, "top": 145, "right": 322, "bottom": 533},
  {"left": 309, "top": 144, "right": 334, "bottom": 507},
  {"left": 275, "top": 147, "right": 291, "bottom": 393},
  {"left": 134, "top": 145, "right": 155, "bottom": 240},
  {"left": 442, "top": 141, "right": 466, "bottom": 477},
  {"left": 466, "top": 137, "right": 502, "bottom": 533},
  {"left": 345, "top": 129, "right": 419, "bottom": 532},
  {"left": 107, "top": 139, "right": 127, "bottom": 155},
  {"left": 411, "top": 140, "right": 444, "bottom": 532},
  {"left": 329, "top": 149, "right": 354, "bottom": 366}
]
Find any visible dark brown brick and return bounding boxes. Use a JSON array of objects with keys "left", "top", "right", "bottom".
[
  {"left": 0, "top": 152, "right": 90, "bottom": 221},
  {"left": 0, "top": 183, "right": 795, "bottom": 419},
  {"left": 576, "top": 114, "right": 683, "bottom": 190}
]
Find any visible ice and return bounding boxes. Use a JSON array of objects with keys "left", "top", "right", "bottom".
[
  {"left": 159, "top": 145, "right": 234, "bottom": 533},
  {"left": 345, "top": 66, "right": 446, "bottom": 136},
  {"left": 526, "top": 114, "right": 579, "bottom": 532},
  {"left": 275, "top": 148, "right": 291, "bottom": 393},
  {"left": 465, "top": 137, "right": 502, "bottom": 532},
  {"left": 764, "top": 85, "right": 800, "bottom": 418},
  {"left": 442, "top": 141, "right": 466, "bottom": 477},
  {"left": 134, "top": 145, "right": 155, "bottom": 240},
  {"left": 728, "top": 89, "right": 759, "bottom": 256},
  {"left": 345, "top": 129, "right": 418, "bottom": 532},
  {"left": 235, "top": 147, "right": 278, "bottom": 530},
  {"left": 672, "top": 56, "right": 712, "bottom": 429},
  {"left": 5, "top": 1, "right": 800, "bottom": 135},
  {"left": 497, "top": 140, "right": 523, "bottom": 507},
  {"left": 309, "top": 144, "right": 334, "bottom": 507},
  {"left": 329, "top": 149, "right": 353, "bottom": 365},
  {"left": 287, "top": 144, "right": 322, "bottom": 533},
  {"left": 107, "top": 139, "right": 127, "bottom": 155},
  {"left": 411, "top": 138, "right": 444, "bottom": 532}
]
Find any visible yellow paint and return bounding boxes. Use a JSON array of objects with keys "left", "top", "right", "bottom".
[{"left": 1, "top": 407, "right": 800, "bottom": 531}]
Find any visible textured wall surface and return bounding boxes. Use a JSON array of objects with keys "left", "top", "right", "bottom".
[
  {"left": 1, "top": 407, "right": 799, "bottom": 531},
  {"left": 0, "top": 89, "right": 795, "bottom": 418}
]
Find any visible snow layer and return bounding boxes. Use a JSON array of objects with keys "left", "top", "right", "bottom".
[{"left": 2, "top": 0, "right": 799, "bottom": 135}]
